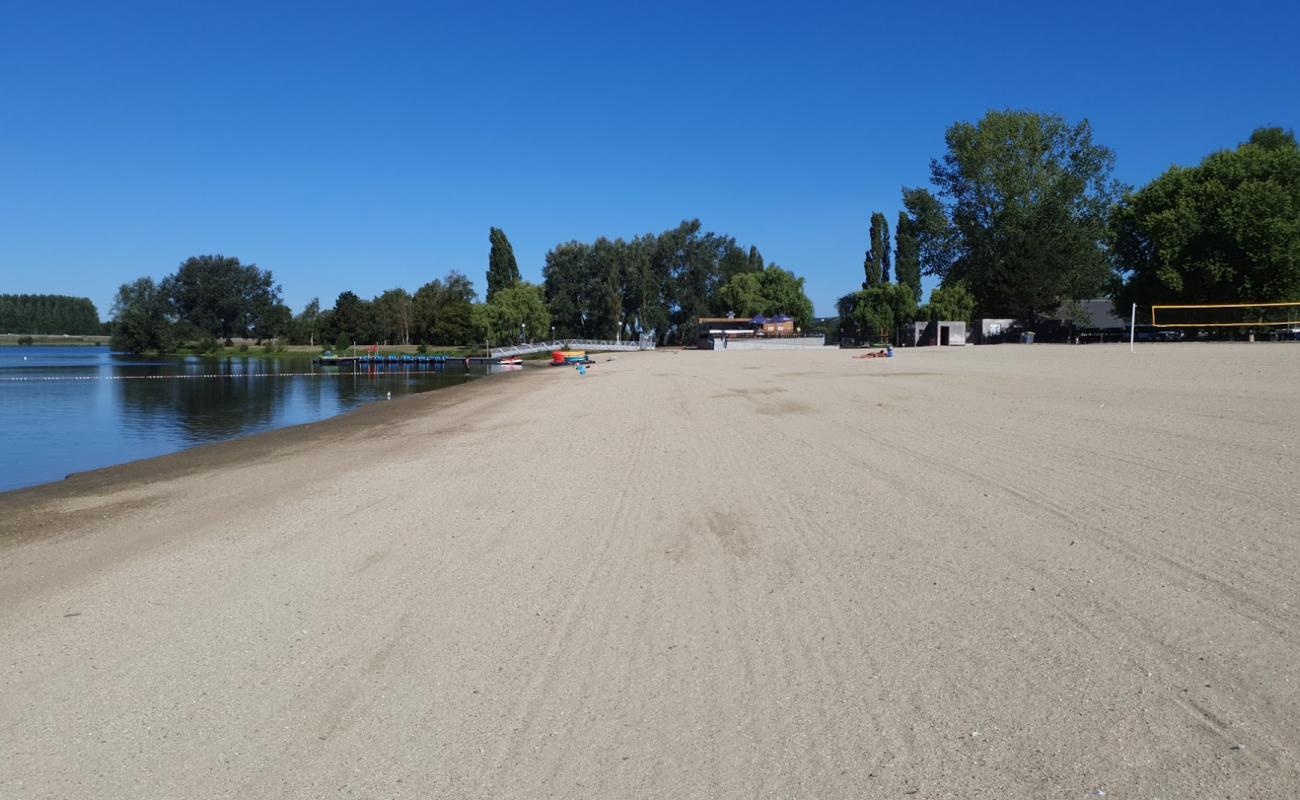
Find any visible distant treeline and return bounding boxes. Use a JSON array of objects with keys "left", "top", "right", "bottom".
[
  {"left": 0, "top": 294, "right": 103, "bottom": 335},
  {"left": 105, "top": 113, "right": 1300, "bottom": 352},
  {"left": 109, "top": 221, "right": 820, "bottom": 353}
]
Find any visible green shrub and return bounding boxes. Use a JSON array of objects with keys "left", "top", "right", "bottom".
[
  {"left": 333, "top": 333, "right": 351, "bottom": 352},
  {"left": 238, "top": 343, "right": 249, "bottom": 353},
  {"left": 17, "top": 335, "right": 34, "bottom": 346},
  {"left": 416, "top": 343, "right": 428, "bottom": 354}
]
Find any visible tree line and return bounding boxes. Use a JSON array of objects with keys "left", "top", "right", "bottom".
[
  {"left": 106, "top": 113, "right": 1298, "bottom": 352},
  {"left": 109, "top": 223, "right": 818, "bottom": 353},
  {"left": 0, "top": 294, "right": 103, "bottom": 335},
  {"left": 839, "top": 110, "right": 1299, "bottom": 342}
]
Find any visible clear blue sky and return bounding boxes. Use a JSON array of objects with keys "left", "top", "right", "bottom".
[{"left": 2, "top": 0, "right": 1296, "bottom": 318}]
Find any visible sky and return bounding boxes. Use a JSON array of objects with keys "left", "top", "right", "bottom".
[{"left": 2, "top": 0, "right": 1297, "bottom": 318}]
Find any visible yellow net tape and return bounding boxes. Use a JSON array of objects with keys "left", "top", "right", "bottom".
[{"left": 1150, "top": 301, "right": 1300, "bottom": 328}]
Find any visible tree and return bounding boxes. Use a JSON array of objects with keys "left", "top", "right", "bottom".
[
  {"left": 374, "top": 288, "right": 414, "bottom": 344},
  {"left": 658, "top": 219, "right": 734, "bottom": 343},
  {"left": 322, "top": 291, "right": 377, "bottom": 346},
  {"left": 110, "top": 278, "right": 175, "bottom": 353},
  {"left": 1113, "top": 127, "right": 1300, "bottom": 308},
  {"left": 864, "top": 212, "right": 891, "bottom": 288},
  {"left": 719, "top": 243, "right": 754, "bottom": 283},
  {"left": 413, "top": 271, "right": 476, "bottom": 345},
  {"left": 717, "top": 265, "right": 815, "bottom": 329},
  {"left": 289, "top": 298, "right": 322, "bottom": 346},
  {"left": 894, "top": 212, "right": 923, "bottom": 304},
  {"left": 838, "top": 285, "right": 916, "bottom": 344},
  {"left": 163, "top": 255, "right": 283, "bottom": 344},
  {"left": 921, "top": 280, "right": 977, "bottom": 324},
  {"left": 926, "top": 110, "right": 1120, "bottom": 318},
  {"left": 473, "top": 283, "right": 551, "bottom": 346},
  {"left": 255, "top": 302, "right": 292, "bottom": 342},
  {"left": 901, "top": 186, "right": 957, "bottom": 280},
  {"left": 487, "top": 227, "right": 521, "bottom": 302},
  {"left": 538, "top": 221, "right": 814, "bottom": 346},
  {"left": 0, "top": 295, "right": 101, "bottom": 335},
  {"left": 543, "top": 238, "right": 625, "bottom": 339},
  {"left": 618, "top": 233, "right": 669, "bottom": 344}
]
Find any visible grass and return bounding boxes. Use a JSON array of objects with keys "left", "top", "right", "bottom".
[{"left": 0, "top": 334, "right": 109, "bottom": 346}]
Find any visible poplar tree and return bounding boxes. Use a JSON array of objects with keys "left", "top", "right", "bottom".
[
  {"left": 486, "top": 227, "right": 521, "bottom": 302},
  {"left": 863, "top": 212, "right": 891, "bottom": 288},
  {"left": 894, "top": 211, "right": 923, "bottom": 304}
]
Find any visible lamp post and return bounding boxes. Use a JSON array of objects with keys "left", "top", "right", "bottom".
[{"left": 521, "top": 322, "right": 527, "bottom": 344}]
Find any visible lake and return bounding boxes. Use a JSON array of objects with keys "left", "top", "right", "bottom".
[{"left": 0, "top": 347, "right": 506, "bottom": 494}]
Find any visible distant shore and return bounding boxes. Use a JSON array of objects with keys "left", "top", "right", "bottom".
[{"left": 0, "top": 334, "right": 108, "bottom": 346}]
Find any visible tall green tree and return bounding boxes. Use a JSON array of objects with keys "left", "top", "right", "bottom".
[
  {"left": 901, "top": 187, "right": 957, "bottom": 281},
  {"left": 162, "top": 255, "right": 283, "bottom": 344},
  {"left": 864, "top": 212, "right": 891, "bottom": 288},
  {"left": 322, "top": 290, "right": 377, "bottom": 346},
  {"left": 618, "top": 233, "right": 669, "bottom": 343},
  {"left": 538, "top": 221, "right": 814, "bottom": 346},
  {"left": 921, "top": 280, "right": 977, "bottom": 324},
  {"left": 1113, "top": 128, "right": 1300, "bottom": 308},
  {"left": 374, "top": 288, "right": 414, "bottom": 344},
  {"left": 412, "top": 271, "right": 476, "bottom": 345},
  {"left": 837, "top": 285, "right": 916, "bottom": 344},
  {"left": 487, "top": 227, "right": 521, "bottom": 302},
  {"left": 473, "top": 283, "right": 551, "bottom": 346},
  {"left": 289, "top": 298, "right": 322, "bottom": 346},
  {"left": 927, "top": 110, "right": 1121, "bottom": 318},
  {"left": 893, "top": 212, "right": 923, "bottom": 304},
  {"left": 543, "top": 238, "right": 625, "bottom": 338},
  {"left": 110, "top": 278, "right": 175, "bottom": 353},
  {"left": 717, "top": 265, "right": 815, "bottom": 329},
  {"left": 658, "top": 219, "right": 735, "bottom": 343}
]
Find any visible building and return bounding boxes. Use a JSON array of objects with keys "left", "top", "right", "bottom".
[
  {"left": 697, "top": 315, "right": 823, "bottom": 350},
  {"left": 909, "top": 320, "right": 967, "bottom": 346},
  {"left": 1049, "top": 299, "right": 1129, "bottom": 342},
  {"left": 972, "top": 318, "right": 1016, "bottom": 344}
]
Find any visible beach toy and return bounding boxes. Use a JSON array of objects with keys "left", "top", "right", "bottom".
[{"left": 576, "top": 364, "right": 587, "bottom": 375}]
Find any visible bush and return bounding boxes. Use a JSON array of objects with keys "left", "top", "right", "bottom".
[
  {"left": 416, "top": 343, "right": 428, "bottom": 354},
  {"left": 238, "top": 343, "right": 249, "bottom": 353},
  {"left": 333, "top": 333, "right": 351, "bottom": 352},
  {"left": 16, "top": 335, "right": 34, "bottom": 345}
]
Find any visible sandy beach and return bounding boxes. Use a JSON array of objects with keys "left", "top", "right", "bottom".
[{"left": 2, "top": 343, "right": 1298, "bottom": 798}]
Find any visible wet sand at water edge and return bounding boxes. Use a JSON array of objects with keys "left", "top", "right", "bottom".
[{"left": 2, "top": 343, "right": 1298, "bottom": 798}]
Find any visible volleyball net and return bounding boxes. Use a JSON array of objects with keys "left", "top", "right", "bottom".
[{"left": 1149, "top": 301, "right": 1300, "bottom": 329}]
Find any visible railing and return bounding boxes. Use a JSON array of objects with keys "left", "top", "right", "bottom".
[{"left": 489, "top": 339, "right": 656, "bottom": 358}]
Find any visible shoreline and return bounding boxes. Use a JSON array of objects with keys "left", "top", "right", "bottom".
[{"left": 0, "top": 364, "right": 545, "bottom": 536}]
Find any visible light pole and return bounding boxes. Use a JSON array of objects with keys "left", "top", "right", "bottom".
[{"left": 521, "top": 322, "right": 526, "bottom": 344}]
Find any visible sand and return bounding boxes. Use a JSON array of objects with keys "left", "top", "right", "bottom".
[{"left": 2, "top": 343, "right": 1298, "bottom": 798}]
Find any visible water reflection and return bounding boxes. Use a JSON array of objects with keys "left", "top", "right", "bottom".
[{"left": 0, "top": 348, "right": 490, "bottom": 492}]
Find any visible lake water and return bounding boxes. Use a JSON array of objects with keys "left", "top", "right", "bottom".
[{"left": 0, "top": 347, "right": 505, "bottom": 494}]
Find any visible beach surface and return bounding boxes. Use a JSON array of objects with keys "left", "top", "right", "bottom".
[{"left": 2, "top": 344, "right": 1298, "bottom": 798}]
